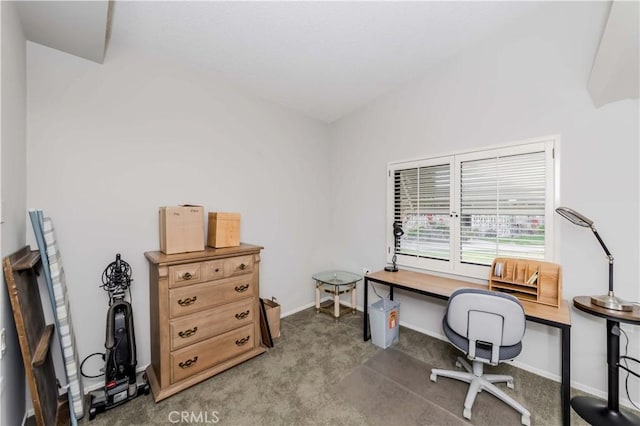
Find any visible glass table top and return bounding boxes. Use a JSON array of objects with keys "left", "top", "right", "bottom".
[{"left": 312, "top": 270, "right": 363, "bottom": 286}]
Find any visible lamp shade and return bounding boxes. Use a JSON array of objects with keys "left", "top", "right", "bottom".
[{"left": 555, "top": 207, "right": 593, "bottom": 228}]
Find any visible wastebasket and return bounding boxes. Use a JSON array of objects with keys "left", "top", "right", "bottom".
[{"left": 368, "top": 298, "right": 400, "bottom": 349}]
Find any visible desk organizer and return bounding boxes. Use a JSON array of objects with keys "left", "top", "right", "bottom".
[{"left": 489, "top": 257, "right": 562, "bottom": 307}]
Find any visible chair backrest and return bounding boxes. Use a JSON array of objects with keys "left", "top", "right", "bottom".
[{"left": 446, "top": 288, "right": 525, "bottom": 364}]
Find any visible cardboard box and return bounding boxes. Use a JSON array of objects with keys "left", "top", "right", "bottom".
[
  {"left": 159, "top": 205, "right": 205, "bottom": 254},
  {"left": 208, "top": 212, "right": 240, "bottom": 248}
]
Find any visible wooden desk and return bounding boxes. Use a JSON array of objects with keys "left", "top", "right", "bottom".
[{"left": 363, "top": 269, "right": 572, "bottom": 426}]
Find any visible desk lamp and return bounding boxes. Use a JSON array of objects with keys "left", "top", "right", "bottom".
[
  {"left": 555, "top": 207, "right": 633, "bottom": 311},
  {"left": 384, "top": 222, "right": 404, "bottom": 272}
]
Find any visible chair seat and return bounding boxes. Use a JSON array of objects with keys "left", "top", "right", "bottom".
[{"left": 443, "top": 317, "right": 522, "bottom": 362}]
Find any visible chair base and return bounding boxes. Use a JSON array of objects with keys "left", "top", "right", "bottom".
[{"left": 430, "top": 357, "right": 531, "bottom": 426}]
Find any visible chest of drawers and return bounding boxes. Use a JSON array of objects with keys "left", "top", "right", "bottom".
[{"left": 145, "top": 244, "right": 265, "bottom": 401}]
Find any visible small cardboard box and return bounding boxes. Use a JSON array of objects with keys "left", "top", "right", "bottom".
[
  {"left": 208, "top": 212, "right": 240, "bottom": 248},
  {"left": 159, "top": 205, "right": 205, "bottom": 254}
]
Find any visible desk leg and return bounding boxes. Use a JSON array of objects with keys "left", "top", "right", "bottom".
[
  {"left": 561, "top": 325, "right": 570, "bottom": 426},
  {"left": 363, "top": 277, "right": 369, "bottom": 341}
]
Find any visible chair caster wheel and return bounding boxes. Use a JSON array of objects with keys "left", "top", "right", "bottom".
[
  {"left": 463, "top": 408, "right": 472, "bottom": 420},
  {"left": 507, "top": 380, "right": 515, "bottom": 389},
  {"left": 430, "top": 373, "right": 437, "bottom": 382},
  {"left": 521, "top": 414, "right": 531, "bottom": 426}
]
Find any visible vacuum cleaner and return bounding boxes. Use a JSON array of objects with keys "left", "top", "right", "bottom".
[{"left": 87, "top": 254, "right": 149, "bottom": 420}]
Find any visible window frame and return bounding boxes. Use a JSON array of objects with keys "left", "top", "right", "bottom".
[{"left": 386, "top": 136, "right": 557, "bottom": 280}]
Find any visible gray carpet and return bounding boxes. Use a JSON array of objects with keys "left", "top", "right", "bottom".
[{"left": 70, "top": 307, "right": 623, "bottom": 425}]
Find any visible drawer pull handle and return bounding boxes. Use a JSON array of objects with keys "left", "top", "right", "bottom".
[
  {"left": 214, "top": 268, "right": 220, "bottom": 272},
  {"left": 234, "top": 284, "right": 249, "bottom": 293},
  {"left": 235, "top": 336, "right": 250, "bottom": 346},
  {"left": 177, "top": 296, "right": 197, "bottom": 306},
  {"left": 178, "top": 327, "right": 198, "bottom": 338},
  {"left": 182, "top": 272, "right": 193, "bottom": 280},
  {"left": 235, "top": 310, "right": 250, "bottom": 320},
  {"left": 239, "top": 263, "right": 247, "bottom": 270},
  {"left": 179, "top": 356, "right": 198, "bottom": 369}
]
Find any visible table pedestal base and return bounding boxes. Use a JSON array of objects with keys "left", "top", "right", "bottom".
[{"left": 571, "top": 396, "right": 640, "bottom": 426}]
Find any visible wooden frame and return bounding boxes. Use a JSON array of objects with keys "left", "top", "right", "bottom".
[{"left": 3, "top": 246, "right": 68, "bottom": 426}]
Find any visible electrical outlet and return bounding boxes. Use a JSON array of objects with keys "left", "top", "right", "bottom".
[{"left": 363, "top": 268, "right": 371, "bottom": 275}]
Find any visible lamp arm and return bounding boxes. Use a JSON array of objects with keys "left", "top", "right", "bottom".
[
  {"left": 591, "top": 226, "right": 614, "bottom": 292},
  {"left": 591, "top": 226, "right": 612, "bottom": 259}
]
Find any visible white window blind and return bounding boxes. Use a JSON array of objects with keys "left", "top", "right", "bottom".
[
  {"left": 387, "top": 137, "right": 555, "bottom": 280},
  {"left": 394, "top": 163, "right": 451, "bottom": 261},
  {"left": 459, "top": 151, "right": 546, "bottom": 266}
]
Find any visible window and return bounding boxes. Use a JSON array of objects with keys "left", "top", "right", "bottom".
[{"left": 387, "top": 137, "right": 555, "bottom": 279}]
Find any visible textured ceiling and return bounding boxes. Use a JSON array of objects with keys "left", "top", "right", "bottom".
[{"left": 108, "top": 1, "right": 547, "bottom": 123}]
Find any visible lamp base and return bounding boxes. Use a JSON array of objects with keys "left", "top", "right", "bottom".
[
  {"left": 571, "top": 396, "right": 639, "bottom": 426},
  {"left": 591, "top": 292, "right": 634, "bottom": 312}
]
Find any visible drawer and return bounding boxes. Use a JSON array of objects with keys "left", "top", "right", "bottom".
[
  {"left": 169, "top": 275, "right": 254, "bottom": 318},
  {"left": 202, "top": 259, "right": 225, "bottom": 281},
  {"left": 170, "top": 298, "right": 254, "bottom": 350},
  {"left": 169, "top": 262, "right": 203, "bottom": 288},
  {"left": 171, "top": 324, "right": 255, "bottom": 383},
  {"left": 224, "top": 255, "right": 253, "bottom": 278}
]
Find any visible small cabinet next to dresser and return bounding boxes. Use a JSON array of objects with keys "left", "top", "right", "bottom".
[{"left": 145, "top": 243, "right": 265, "bottom": 402}]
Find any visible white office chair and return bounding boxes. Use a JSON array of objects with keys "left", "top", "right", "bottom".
[{"left": 430, "top": 288, "right": 531, "bottom": 426}]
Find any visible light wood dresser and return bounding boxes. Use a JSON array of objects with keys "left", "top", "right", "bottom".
[{"left": 145, "top": 243, "right": 265, "bottom": 401}]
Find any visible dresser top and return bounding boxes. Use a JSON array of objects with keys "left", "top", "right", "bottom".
[{"left": 145, "top": 243, "right": 263, "bottom": 265}]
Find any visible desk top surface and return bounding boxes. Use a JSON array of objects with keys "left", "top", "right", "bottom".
[
  {"left": 368, "top": 269, "right": 571, "bottom": 326},
  {"left": 574, "top": 296, "right": 640, "bottom": 325}
]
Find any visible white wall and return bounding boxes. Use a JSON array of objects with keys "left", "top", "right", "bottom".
[
  {"left": 26, "top": 39, "right": 332, "bottom": 391},
  {"left": 0, "top": 1, "right": 27, "bottom": 425},
  {"left": 329, "top": 2, "right": 639, "bottom": 405}
]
